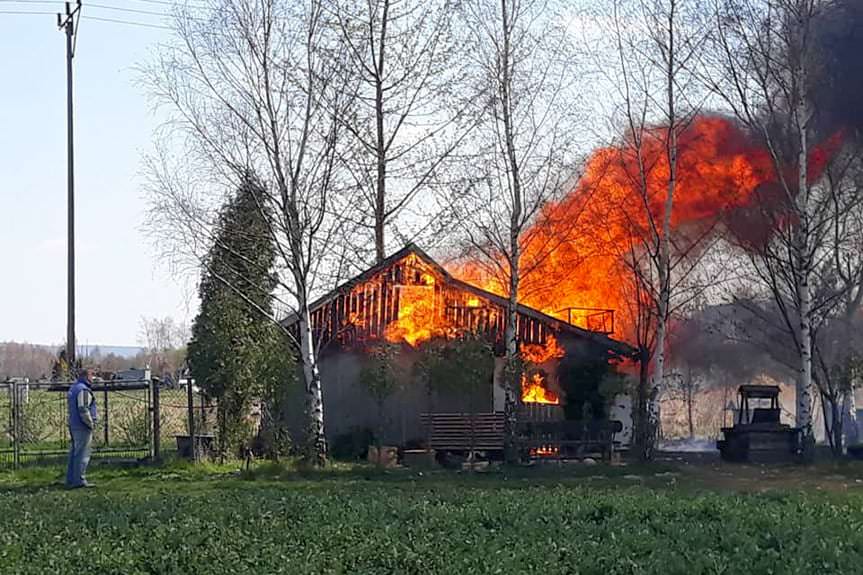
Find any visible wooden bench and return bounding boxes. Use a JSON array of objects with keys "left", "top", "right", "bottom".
[
  {"left": 421, "top": 413, "right": 622, "bottom": 461},
  {"left": 420, "top": 412, "right": 505, "bottom": 451}
]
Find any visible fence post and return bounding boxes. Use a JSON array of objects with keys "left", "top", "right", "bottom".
[
  {"left": 187, "top": 378, "right": 196, "bottom": 462},
  {"left": 151, "top": 378, "right": 161, "bottom": 461},
  {"left": 11, "top": 382, "right": 19, "bottom": 470},
  {"left": 103, "top": 384, "right": 109, "bottom": 446}
]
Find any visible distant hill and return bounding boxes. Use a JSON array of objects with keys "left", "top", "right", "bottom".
[
  {"left": 0, "top": 342, "right": 145, "bottom": 359},
  {"left": 0, "top": 342, "right": 147, "bottom": 380},
  {"left": 81, "top": 345, "right": 145, "bottom": 359}
]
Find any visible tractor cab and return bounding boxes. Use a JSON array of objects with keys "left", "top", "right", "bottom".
[
  {"left": 718, "top": 384, "right": 803, "bottom": 463},
  {"left": 736, "top": 385, "right": 782, "bottom": 427}
]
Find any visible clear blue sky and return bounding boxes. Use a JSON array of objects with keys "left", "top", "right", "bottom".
[{"left": 0, "top": 3, "right": 192, "bottom": 347}]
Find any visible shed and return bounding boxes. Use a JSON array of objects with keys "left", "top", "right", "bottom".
[{"left": 282, "top": 244, "right": 633, "bottom": 448}]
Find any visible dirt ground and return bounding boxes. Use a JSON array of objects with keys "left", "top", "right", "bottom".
[{"left": 652, "top": 449, "right": 863, "bottom": 493}]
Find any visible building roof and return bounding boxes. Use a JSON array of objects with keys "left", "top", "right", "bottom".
[{"left": 284, "top": 243, "right": 634, "bottom": 356}]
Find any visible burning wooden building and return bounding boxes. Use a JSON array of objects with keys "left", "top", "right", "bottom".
[{"left": 282, "top": 244, "right": 633, "bottom": 452}]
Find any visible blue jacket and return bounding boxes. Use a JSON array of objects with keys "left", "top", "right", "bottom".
[{"left": 68, "top": 378, "right": 97, "bottom": 431}]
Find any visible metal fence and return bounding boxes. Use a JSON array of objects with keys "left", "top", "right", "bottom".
[{"left": 0, "top": 380, "right": 215, "bottom": 470}]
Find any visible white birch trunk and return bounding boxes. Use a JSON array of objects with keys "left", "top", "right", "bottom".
[
  {"left": 796, "top": 272, "right": 813, "bottom": 435},
  {"left": 501, "top": 0, "right": 523, "bottom": 464},
  {"left": 645, "top": 0, "right": 678, "bottom": 460},
  {"left": 298, "top": 301, "right": 326, "bottom": 466},
  {"left": 794, "top": 59, "right": 813, "bottom": 440},
  {"left": 842, "top": 387, "right": 859, "bottom": 448},
  {"left": 503, "top": 247, "right": 520, "bottom": 461}
]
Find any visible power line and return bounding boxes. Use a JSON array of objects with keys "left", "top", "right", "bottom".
[
  {"left": 86, "top": 2, "right": 214, "bottom": 19},
  {"left": 133, "top": 0, "right": 212, "bottom": 7},
  {"left": 0, "top": 0, "right": 171, "bottom": 17},
  {"left": 82, "top": 14, "right": 171, "bottom": 30},
  {"left": 0, "top": 0, "right": 208, "bottom": 4},
  {"left": 88, "top": 2, "right": 173, "bottom": 17},
  {"left": 0, "top": 0, "right": 211, "bottom": 11},
  {"left": 1, "top": 7, "right": 195, "bottom": 28}
]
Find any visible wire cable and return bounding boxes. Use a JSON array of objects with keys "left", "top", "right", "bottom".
[
  {"left": 0, "top": 0, "right": 208, "bottom": 5},
  {"left": 0, "top": 9, "right": 54, "bottom": 14},
  {"left": 88, "top": 2, "right": 171, "bottom": 17},
  {"left": 133, "top": 0, "right": 211, "bottom": 7},
  {"left": 82, "top": 14, "right": 171, "bottom": 29}
]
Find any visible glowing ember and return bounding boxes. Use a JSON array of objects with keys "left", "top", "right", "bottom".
[
  {"left": 530, "top": 445, "right": 560, "bottom": 457},
  {"left": 466, "top": 297, "right": 481, "bottom": 308},
  {"left": 522, "top": 372, "right": 560, "bottom": 404}
]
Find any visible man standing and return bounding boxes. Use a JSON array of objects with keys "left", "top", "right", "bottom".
[{"left": 66, "top": 367, "right": 97, "bottom": 488}]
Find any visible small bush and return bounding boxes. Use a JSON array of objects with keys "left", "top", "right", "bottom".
[
  {"left": 330, "top": 427, "right": 375, "bottom": 461},
  {"left": 114, "top": 404, "right": 150, "bottom": 447}
]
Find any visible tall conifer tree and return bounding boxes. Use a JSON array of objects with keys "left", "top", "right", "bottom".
[{"left": 188, "top": 175, "right": 290, "bottom": 456}]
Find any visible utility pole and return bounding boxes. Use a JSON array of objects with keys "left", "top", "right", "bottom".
[{"left": 58, "top": 1, "right": 81, "bottom": 367}]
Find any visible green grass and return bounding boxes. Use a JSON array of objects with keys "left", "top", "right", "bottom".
[{"left": 2, "top": 460, "right": 863, "bottom": 574}]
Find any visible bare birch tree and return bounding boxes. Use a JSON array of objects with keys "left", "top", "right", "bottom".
[
  {"left": 802, "top": 149, "right": 863, "bottom": 453},
  {"left": 143, "top": 0, "right": 359, "bottom": 466},
  {"left": 594, "top": 0, "right": 712, "bottom": 460},
  {"left": 448, "top": 0, "right": 583, "bottom": 462},
  {"left": 326, "top": 0, "right": 471, "bottom": 262},
  {"left": 708, "top": 0, "right": 858, "bottom": 451},
  {"left": 139, "top": 316, "right": 189, "bottom": 381}
]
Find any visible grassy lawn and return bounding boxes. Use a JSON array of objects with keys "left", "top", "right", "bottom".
[{"left": 2, "top": 459, "right": 863, "bottom": 574}]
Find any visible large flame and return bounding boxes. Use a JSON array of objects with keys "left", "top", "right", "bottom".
[
  {"left": 522, "top": 372, "right": 560, "bottom": 404},
  {"left": 384, "top": 285, "right": 438, "bottom": 347},
  {"left": 520, "top": 335, "right": 564, "bottom": 404},
  {"left": 520, "top": 335, "right": 565, "bottom": 364},
  {"left": 453, "top": 116, "right": 842, "bottom": 343}
]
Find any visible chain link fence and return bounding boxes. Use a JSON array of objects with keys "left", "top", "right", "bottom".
[
  {"left": 0, "top": 379, "right": 215, "bottom": 470},
  {"left": 0, "top": 384, "right": 12, "bottom": 468}
]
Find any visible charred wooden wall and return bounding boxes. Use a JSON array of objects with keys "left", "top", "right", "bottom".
[{"left": 303, "top": 253, "right": 556, "bottom": 352}]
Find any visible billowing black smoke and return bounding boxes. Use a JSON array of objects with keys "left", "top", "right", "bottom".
[{"left": 811, "top": 0, "right": 863, "bottom": 139}]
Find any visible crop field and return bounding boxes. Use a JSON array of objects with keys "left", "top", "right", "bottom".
[{"left": 2, "top": 460, "right": 863, "bottom": 574}]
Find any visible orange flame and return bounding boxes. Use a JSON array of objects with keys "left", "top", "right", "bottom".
[
  {"left": 520, "top": 335, "right": 565, "bottom": 364},
  {"left": 518, "top": 335, "right": 564, "bottom": 404},
  {"left": 521, "top": 372, "right": 560, "bottom": 404},
  {"left": 384, "top": 285, "right": 438, "bottom": 347},
  {"left": 450, "top": 116, "right": 845, "bottom": 344}
]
